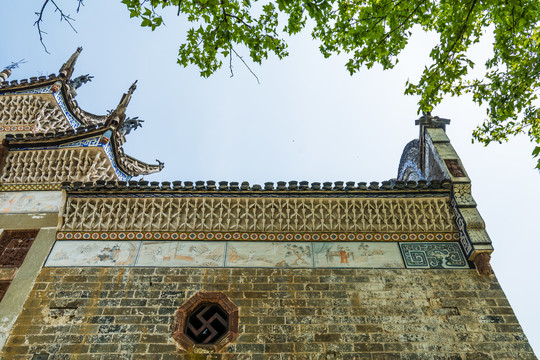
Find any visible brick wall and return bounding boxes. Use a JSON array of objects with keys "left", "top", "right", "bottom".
[{"left": 1, "top": 267, "right": 535, "bottom": 359}]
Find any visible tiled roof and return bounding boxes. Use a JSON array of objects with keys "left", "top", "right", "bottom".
[
  {"left": 0, "top": 74, "right": 56, "bottom": 89},
  {"left": 61, "top": 179, "right": 452, "bottom": 192},
  {"left": 1, "top": 51, "right": 163, "bottom": 178}
]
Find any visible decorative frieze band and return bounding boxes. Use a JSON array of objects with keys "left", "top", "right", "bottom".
[
  {"left": 61, "top": 196, "right": 458, "bottom": 233},
  {"left": 0, "top": 184, "right": 62, "bottom": 191},
  {"left": 1, "top": 148, "right": 116, "bottom": 184},
  {"left": 56, "top": 231, "right": 459, "bottom": 242},
  {"left": 45, "top": 240, "right": 468, "bottom": 269}
]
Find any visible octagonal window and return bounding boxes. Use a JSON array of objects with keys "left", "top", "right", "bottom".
[
  {"left": 186, "top": 303, "right": 229, "bottom": 344},
  {"left": 173, "top": 292, "right": 238, "bottom": 351}
]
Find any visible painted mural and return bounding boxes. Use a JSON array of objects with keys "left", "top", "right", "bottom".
[
  {"left": 136, "top": 241, "right": 225, "bottom": 267},
  {"left": 226, "top": 242, "right": 312, "bottom": 268},
  {"left": 45, "top": 240, "right": 468, "bottom": 269},
  {"left": 46, "top": 241, "right": 138, "bottom": 267},
  {"left": 0, "top": 191, "right": 62, "bottom": 213},
  {"left": 313, "top": 242, "right": 404, "bottom": 268}
]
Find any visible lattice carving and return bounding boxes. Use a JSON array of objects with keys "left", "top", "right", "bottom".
[
  {"left": 0, "top": 94, "right": 70, "bottom": 132},
  {"left": 0, "top": 148, "right": 116, "bottom": 184},
  {"left": 0, "top": 230, "right": 39, "bottom": 268},
  {"left": 62, "top": 196, "right": 457, "bottom": 233},
  {"left": 453, "top": 183, "right": 476, "bottom": 206}
]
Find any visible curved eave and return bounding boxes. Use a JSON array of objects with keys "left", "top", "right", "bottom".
[
  {"left": 122, "top": 153, "right": 164, "bottom": 176},
  {"left": 60, "top": 84, "right": 108, "bottom": 127},
  {"left": 108, "top": 128, "right": 163, "bottom": 177},
  {"left": 0, "top": 75, "right": 108, "bottom": 129}
]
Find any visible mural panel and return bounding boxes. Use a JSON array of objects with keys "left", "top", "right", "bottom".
[
  {"left": 46, "top": 241, "right": 138, "bottom": 267},
  {"left": 313, "top": 242, "right": 404, "bottom": 268},
  {"left": 136, "top": 241, "right": 225, "bottom": 267},
  {"left": 0, "top": 191, "right": 62, "bottom": 213},
  {"left": 226, "top": 242, "right": 313, "bottom": 268},
  {"left": 44, "top": 240, "right": 467, "bottom": 269}
]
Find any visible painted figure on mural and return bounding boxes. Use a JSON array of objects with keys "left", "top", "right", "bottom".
[
  {"left": 324, "top": 245, "right": 354, "bottom": 265},
  {"left": 326, "top": 248, "right": 333, "bottom": 263},
  {"left": 96, "top": 244, "right": 121, "bottom": 263},
  {"left": 285, "top": 244, "right": 311, "bottom": 266},
  {"left": 291, "top": 248, "right": 309, "bottom": 266},
  {"left": 339, "top": 246, "right": 349, "bottom": 265},
  {"left": 346, "top": 247, "right": 354, "bottom": 261}
]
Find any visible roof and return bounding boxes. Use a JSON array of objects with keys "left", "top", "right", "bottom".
[
  {"left": 0, "top": 48, "right": 163, "bottom": 179},
  {"left": 60, "top": 178, "right": 452, "bottom": 193}
]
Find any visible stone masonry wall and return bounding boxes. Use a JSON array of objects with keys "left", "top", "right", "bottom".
[{"left": 1, "top": 267, "right": 535, "bottom": 360}]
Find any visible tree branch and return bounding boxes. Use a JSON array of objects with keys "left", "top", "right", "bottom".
[
  {"left": 35, "top": 0, "right": 79, "bottom": 53},
  {"left": 232, "top": 48, "right": 259, "bottom": 84},
  {"left": 439, "top": 0, "right": 478, "bottom": 66},
  {"left": 351, "top": 0, "right": 408, "bottom": 35},
  {"left": 34, "top": 0, "right": 51, "bottom": 54},
  {"left": 374, "top": 0, "right": 427, "bottom": 48},
  {"left": 220, "top": 1, "right": 259, "bottom": 83},
  {"left": 229, "top": 47, "right": 234, "bottom": 78}
]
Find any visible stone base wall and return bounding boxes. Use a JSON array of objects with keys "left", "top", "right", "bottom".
[{"left": 1, "top": 267, "right": 535, "bottom": 360}]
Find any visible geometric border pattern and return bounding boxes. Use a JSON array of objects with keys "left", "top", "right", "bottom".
[
  {"left": 51, "top": 85, "right": 82, "bottom": 128},
  {"left": 0, "top": 184, "right": 62, "bottom": 191},
  {"left": 400, "top": 242, "right": 468, "bottom": 269},
  {"left": 0, "top": 125, "right": 34, "bottom": 132},
  {"left": 450, "top": 196, "right": 473, "bottom": 258},
  {"left": 56, "top": 231, "right": 460, "bottom": 242},
  {"left": 101, "top": 139, "right": 129, "bottom": 181}
]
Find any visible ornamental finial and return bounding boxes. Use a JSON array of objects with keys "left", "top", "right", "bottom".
[
  {"left": 115, "top": 80, "right": 138, "bottom": 117},
  {"left": 59, "top": 47, "right": 83, "bottom": 80}
]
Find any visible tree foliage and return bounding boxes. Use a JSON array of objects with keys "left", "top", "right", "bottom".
[{"left": 41, "top": 0, "right": 540, "bottom": 168}]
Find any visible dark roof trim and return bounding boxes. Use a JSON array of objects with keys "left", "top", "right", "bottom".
[{"left": 61, "top": 179, "right": 452, "bottom": 193}]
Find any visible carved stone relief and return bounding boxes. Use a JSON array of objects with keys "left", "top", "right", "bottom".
[
  {"left": 0, "top": 94, "right": 70, "bottom": 132},
  {"left": 0, "top": 148, "right": 116, "bottom": 184},
  {"left": 62, "top": 196, "right": 458, "bottom": 233},
  {"left": 453, "top": 183, "right": 476, "bottom": 207}
]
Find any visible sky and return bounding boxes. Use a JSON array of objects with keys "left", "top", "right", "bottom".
[{"left": 2, "top": 1, "right": 539, "bottom": 355}]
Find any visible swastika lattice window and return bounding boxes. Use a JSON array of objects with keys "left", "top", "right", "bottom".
[
  {"left": 186, "top": 303, "right": 229, "bottom": 344},
  {"left": 173, "top": 292, "right": 238, "bottom": 350}
]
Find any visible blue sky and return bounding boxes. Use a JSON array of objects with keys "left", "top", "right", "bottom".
[{"left": 2, "top": 1, "right": 539, "bottom": 354}]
